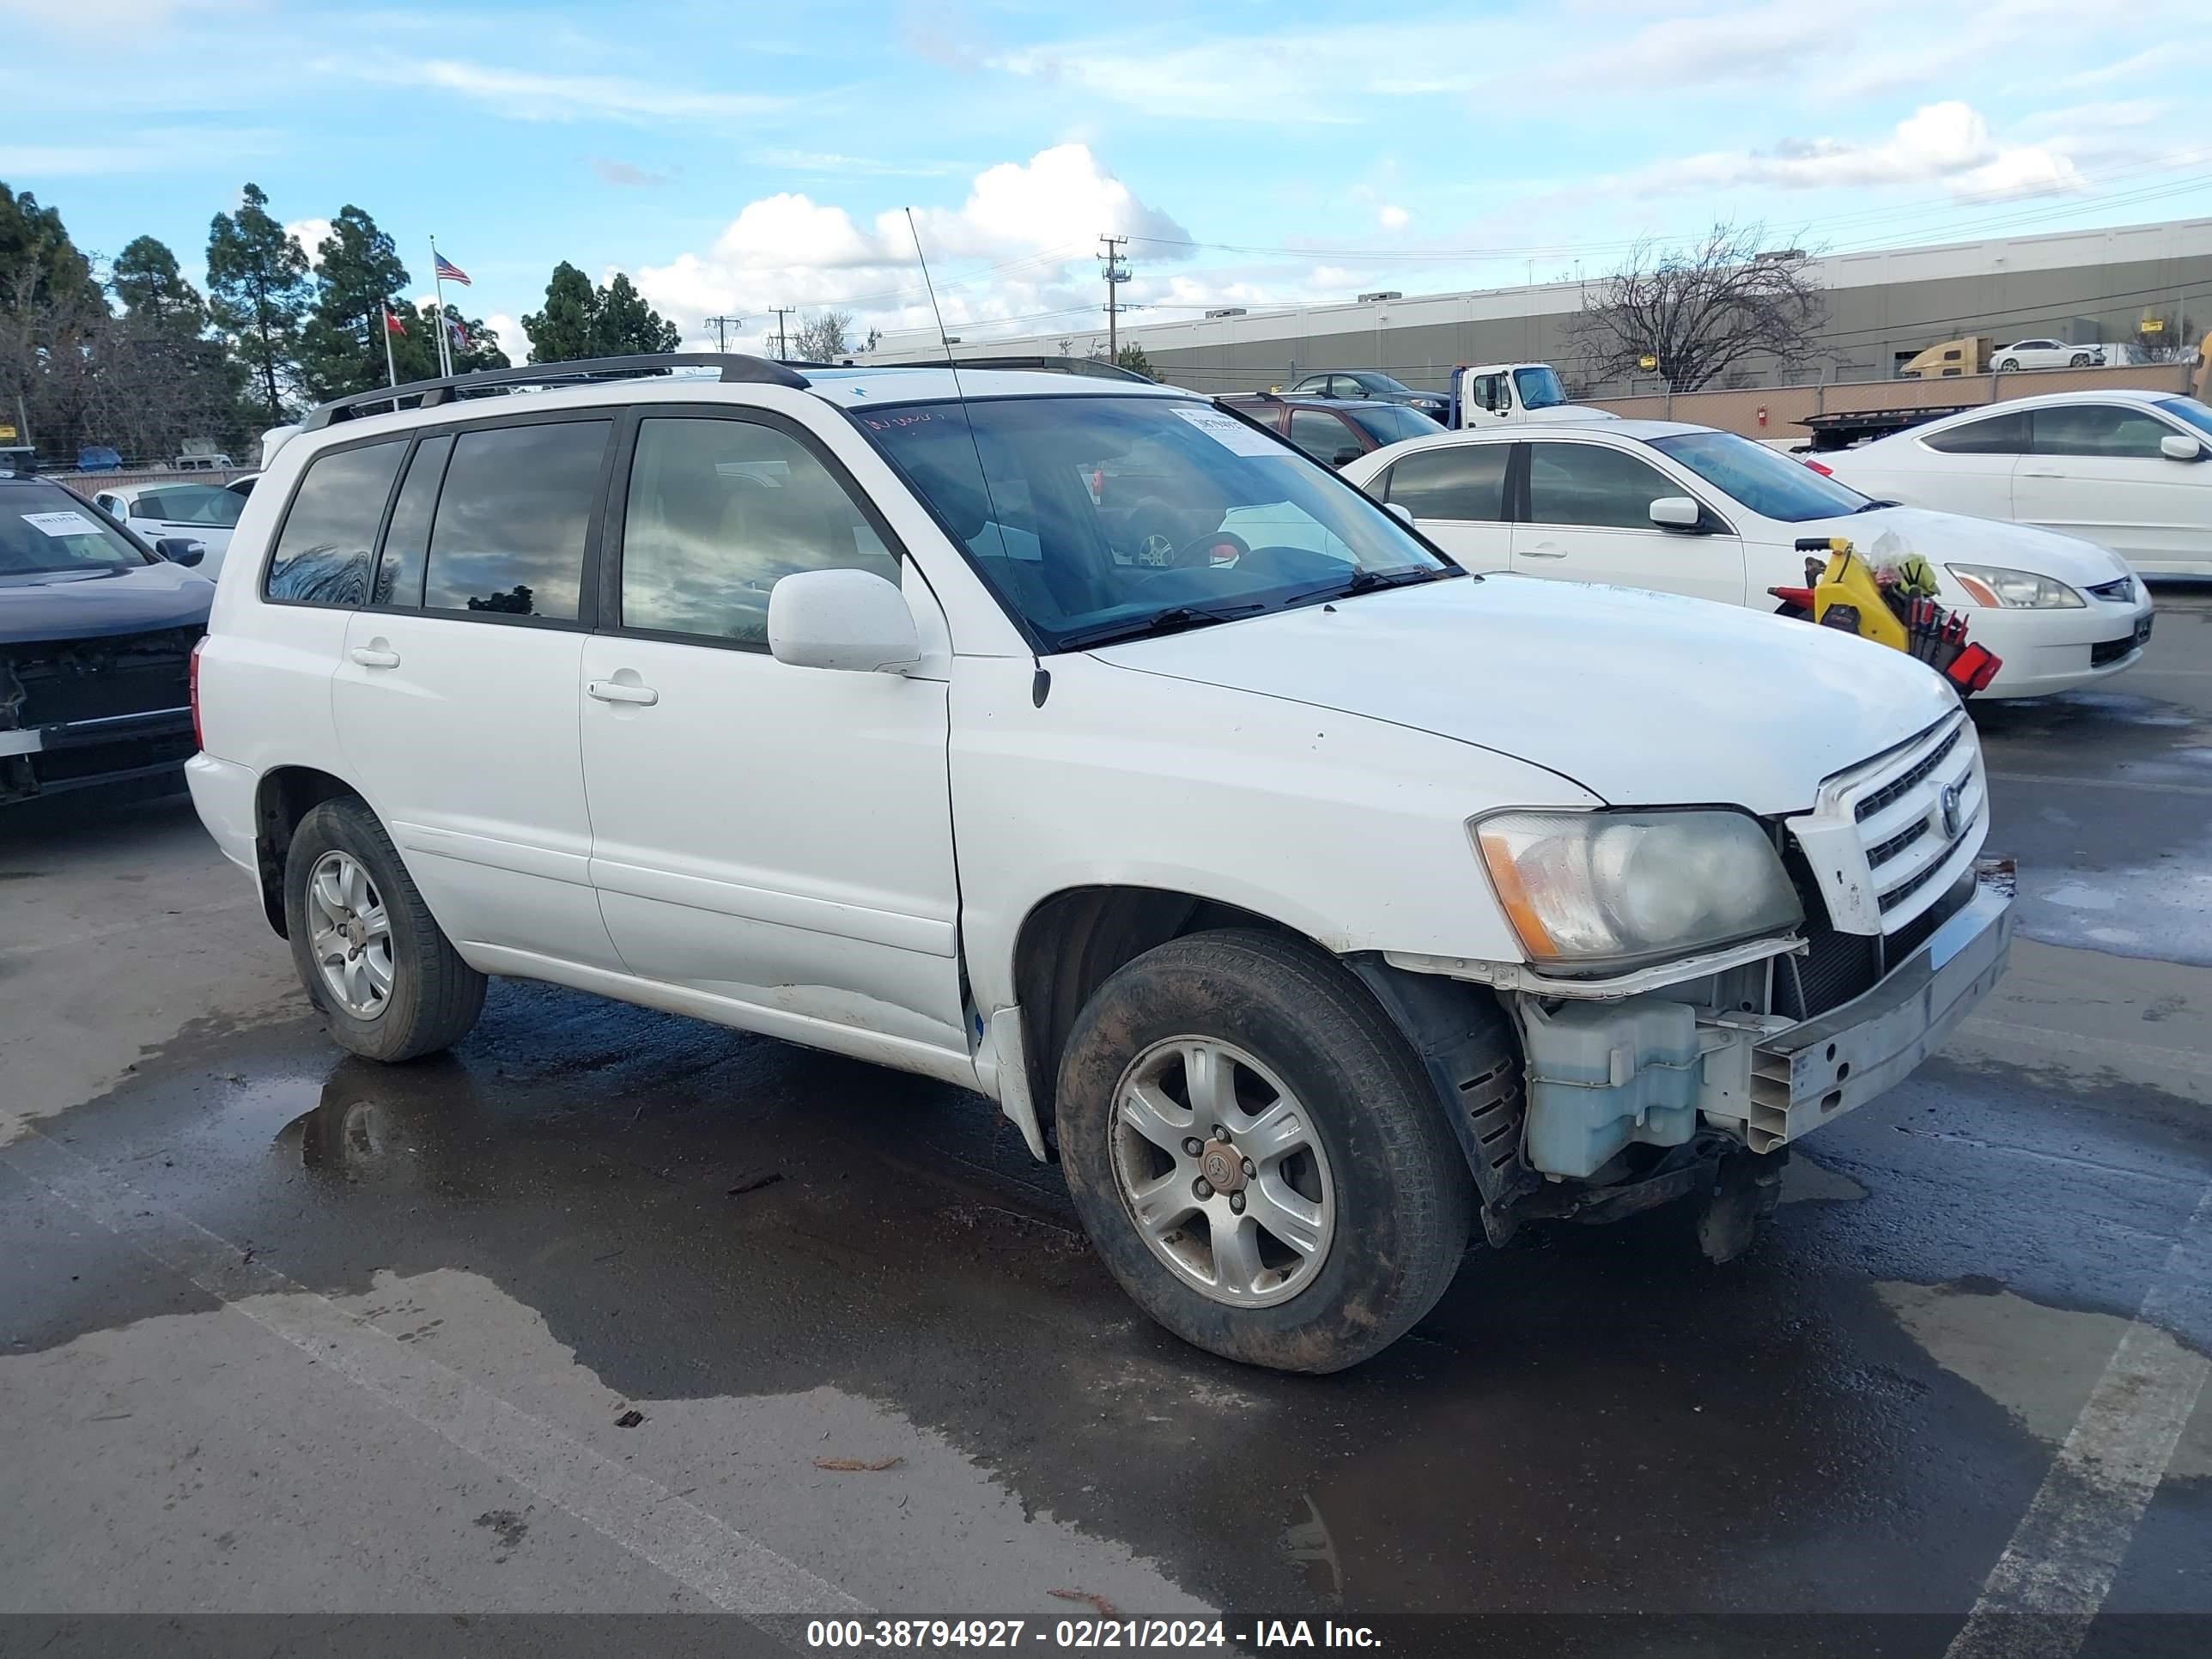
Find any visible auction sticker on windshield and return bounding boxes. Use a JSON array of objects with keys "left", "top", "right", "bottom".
[
  {"left": 21, "top": 511, "right": 104, "bottom": 538},
  {"left": 1172, "top": 405, "right": 1285, "bottom": 458}
]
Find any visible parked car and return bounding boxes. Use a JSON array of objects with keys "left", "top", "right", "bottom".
[
  {"left": 1820, "top": 390, "right": 2212, "bottom": 580},
  {"left": 1220, "top": 395, "right": 1443, "bottom": 466},
  {"left": 224, "top": 472, "right": 263, "bottom": 501},
  {"left": 189, "top": 354, "right": 2012, "bottom": 1372},
  {"left": 91, "top": 480, "right": 246, "bottom": 574},
  {"left": 76, "top": 445, "right": 123, "bottom": 472},
  {"left": 174, "top": 452, "right": 234, "bottom": 471},
  {"left": 1, "top": 475, "right": 212, "bottom": 805},
  {"left": 1282, "top": 370, "right": 1449, "bottom": 422},
  {"left": 1342, "top": 421, "right": 2154, "bottom": 699},
  {"left": 1992, "top": 339, "right": 2103, "bottom": 371}
]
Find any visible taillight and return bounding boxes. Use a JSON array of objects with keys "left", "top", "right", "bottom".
[
  {"left": 190, "top": 636, "right": 206, "bottom": 750},
  {"left": 1803, "top": 459, "right": 1834, "bottom": 476}
]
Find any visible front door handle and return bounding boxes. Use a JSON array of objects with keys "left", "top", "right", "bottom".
[
  {"left": 349, "top": 646, "right": 400, "bottom": 668},
  {"left": 1521, "top": 543, "right": 1569, "bottom": 559},
  {"left": 587, "top": 678, "right": 659, "bottom": 707},
  {"left": 2019, "top": 467, "right": 2063, "bottom": 477}
]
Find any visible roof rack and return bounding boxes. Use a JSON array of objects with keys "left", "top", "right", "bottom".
[{"left": 301, "top": 352, "right": 811, "bottom": 431}]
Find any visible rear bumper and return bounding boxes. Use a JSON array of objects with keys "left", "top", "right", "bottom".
[
  {"left": 0, "top": 706, "right": 196, "bottom": 803},
  {"left": 185, "top": 750, "right": 260, "bottom": 878}
]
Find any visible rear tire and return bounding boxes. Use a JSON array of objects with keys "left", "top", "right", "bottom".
[
  {"left": 1996, "top": 357, "right": 2020, "bottom": 372},
  {"left": 283, "top": 797, "right": 486, "bottom": 1062},
  {"left": 1055, "top": 928, "right": 1474, "bottom": 1373}
]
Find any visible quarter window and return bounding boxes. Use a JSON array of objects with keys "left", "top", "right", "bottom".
[
  {"left": 1526, "top": 443, "right": 1677, "bottom": 530},
  {"left": 619, "top": 416, "right": 897, "bottom": 644},
  {"left": 264, "top": 440, "right": 407, "bottom": 605},
  {"left": 1384, "top": 444, "right": 1510, "bottom": 521},
  {"left": 2029, "top": 404, "right": 2176, "bottom": 459},
  {"left": 422, "top": 421, "right": 611, "bottom": 620},
  {"left": 1922, "top": 411, "right": 2029, "bottom": 455}
]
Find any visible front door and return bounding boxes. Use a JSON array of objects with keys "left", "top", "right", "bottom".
[
  {"left": 1376, "top": 440, "right": 1514, "bottom": 571},
  {"left": 1512, "top": 440, "right": 1747, "bottom": 606},
  {"left": 2012, "top": 402, "right": 2209, "bottom": 571},
  {"left": 578, "top": 409, "right": 968, "bottom": 1056}
]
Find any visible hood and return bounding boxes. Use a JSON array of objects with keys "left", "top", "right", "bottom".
[
  {"left": 1090, "top": 574, "right": 1959, "bottom": 815},
  {"left": 1784, "top": 504, "right": 2132, "bottom": 590},
  {"left": 0, "top": 560, "right": 214, "bottom": 645}
]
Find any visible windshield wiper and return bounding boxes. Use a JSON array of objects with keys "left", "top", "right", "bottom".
[
  {"left": 1290, "top": 566, "right": 1449, "bottom": 605},
  {"left": 1054, "top": 602, "right": 1267, "bottom": 652}
]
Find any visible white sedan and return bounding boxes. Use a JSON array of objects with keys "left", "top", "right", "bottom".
[
  {"left": 1342, "top": 420, "right": 2154, "bottom": 700},
  {"left": 90, "top": 479, "right": 245, "bottom": 574},
  {"left": 1992, "top": 339, "right": 2103, "bottom": 371},
  {"left": 1820, "top": 390, "right": 2212, "bottom": 579}
]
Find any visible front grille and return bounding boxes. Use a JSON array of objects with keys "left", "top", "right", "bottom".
[
  {"left": 1854, "top": 726, "right": 1961, "bottom": 823},
  {"left": 2087, "top": 576, "right": 2136, "bottom": 603},
  {"left": 3, "top": 625, "right": 198, "bottom": 728},
  {"left": 1878, "top": 820, "right": 1978, "bottom": 913},
  {"left": 1865, "top": 817, "right": 1929, "bottom": 872},
  {"left": 1778, "top": 843, "right": 1881, "bottom": 1020}
]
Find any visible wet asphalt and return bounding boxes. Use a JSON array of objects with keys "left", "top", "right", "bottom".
[{"left": 3, "top": 589, "right": 2210, "bottom": 1653}]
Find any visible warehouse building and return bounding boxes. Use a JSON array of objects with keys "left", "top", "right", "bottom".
[{"left": 878, "top": 216, "right": 2212, "bottom": 398}]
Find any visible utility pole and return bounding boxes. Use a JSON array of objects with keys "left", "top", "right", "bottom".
[
  {"left": 705, "top": 314, "right": 743, "bottom": 353},
  {"left": 769, "top": 307, "right": 796, "bottom": 360},
  {"left": 1098, "top": 234, "right": 1129, "bottom": 362}
]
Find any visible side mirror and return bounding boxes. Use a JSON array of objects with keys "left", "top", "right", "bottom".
[
  {"left": 1332, "top": 447, "right": 1364, "bottom": 469},
  {"left": 1384, "top": 501, "right": 1416, "bottom": 527},
  {"left": 1649, "top": 496, "right": 1704, "bottom": 531},
  {"left": 155, "top": 537, "right": 207, "bottom": 566},
  {"left": 2160, "top": 433, "right": 2203, "bottom": 461},
  {"left": 768, "top": 568, "right": 921, "bottom": 673}
]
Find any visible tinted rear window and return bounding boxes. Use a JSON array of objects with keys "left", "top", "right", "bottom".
[
  {"left": 1385, "top": 444, "right": 1510, "bottom": 521},
  {"left": 422, "top": 422, "right": 610, "bottom": 620},
  {"left": 265, "top": 441, "right": 407, "bottom": 605},
  {"left": 1922, "top": 410, "right": 2028, "bottom": 454}
]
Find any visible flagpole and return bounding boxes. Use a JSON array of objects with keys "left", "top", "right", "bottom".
[
  {"left": 429, "top": 235, "right": 452, "bottom": 378},
  {"left": 381, "top": 301, "right": 399, "bottom": 392}
]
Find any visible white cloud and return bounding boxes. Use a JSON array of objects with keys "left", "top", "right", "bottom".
[
  {"left": 631, "top": 144, "right": 1193, "bottom": 348},
  {"left": 1378, "top": 205, "right": 1410, "bottom": 231},
  {"left": 483, "top": 313, "right": 530, "bottom": 364},
  {"left": 336, "top": 52, "right": 796, "bottom": 125},
  {"left": 286, "top": 217, "right": 334, "bottom": 268}
]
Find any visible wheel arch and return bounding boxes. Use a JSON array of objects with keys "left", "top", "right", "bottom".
[{"left": 252, "top": 764, "right": 363, "bottom": 936}]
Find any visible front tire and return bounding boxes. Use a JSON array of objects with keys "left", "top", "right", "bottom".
[
  {"left": 1056, "top": 929, "right": 1474, "bottom": 1372},
  {"left": 283, "top": 797, "right": 486, "bottom": 1062}
]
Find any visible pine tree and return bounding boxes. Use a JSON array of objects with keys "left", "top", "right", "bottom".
[
  {"left": 299, "top": 205, "right": 411, "bottom": 401},
  {"left": 590, "top": 272, "right": 681, "bottom": 356},
  {"left": 111, "top": 236, "right": 205, "bottom": 334},
  {"left": 522, "top": 261, "right": 598, "bottom": 363},
  {"left": 206, "top": 184, "right": 311, "bottom": 422}
]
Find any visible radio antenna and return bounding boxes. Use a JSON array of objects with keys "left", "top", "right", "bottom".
[{"left": 905, "top": 208, "right": 1049, "bottom": 708}]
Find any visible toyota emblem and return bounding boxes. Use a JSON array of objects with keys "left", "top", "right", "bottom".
[{"left": 1938, "top": 783, "right": 1962, "bottom": 840}]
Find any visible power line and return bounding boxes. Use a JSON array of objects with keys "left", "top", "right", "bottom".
[
  {"left": 704, "top": 314, "right": 743, "bottom": 352},
  {"left": 769, "top": 306, "right": 796, "bottom": 359},
  {"left": 1099, "top": 234, "right": 1129, "bottom": 361}
]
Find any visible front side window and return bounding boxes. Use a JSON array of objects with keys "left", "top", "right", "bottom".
[
  {"left": 2032, "top": 404, "right": 2182, "bottom": 459},
  {"left": 857, "top": 394, "right": 1453, "bottom": 653},
  {"left": 265, "top": 440, "right": 407, "bottom": 605},
  {"left": 1287, "top": 409, "right": 1361, "bottom": 465},
  {"left": 621, "top": 416, "right": 896, "bottom": 644},
  {"left": 1526, "top": 442, "right": 1680, "bottom": 530},
  {"left": 422, "top": 421, "right": 610, "bottom": 620},
  {"left": 1649, "top": 429, "right": 1866, "bottom": 523},
  {"left": 1922, "top": 410, "right": 2029, "bottom": 455},
  {"left": 1, "top": 482, "right": 152, "bottom": 576},
  {"left": 1385, "top": 444, "right": 1510, "bottom": 521},
  {"left": 1348, "top": 403, "right": 1442, "bottom": 445},
  {"left": 131, "top": 484, "right": 246, "bottom": 527}
]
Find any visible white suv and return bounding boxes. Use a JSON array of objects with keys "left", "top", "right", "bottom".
[{"left": 188, "top": 354, "right": 2014, "bottom": 1372}]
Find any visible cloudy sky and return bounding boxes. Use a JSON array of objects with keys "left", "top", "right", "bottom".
[{"left": 4, "top": 0, "right": 2209, "bottom": 364}]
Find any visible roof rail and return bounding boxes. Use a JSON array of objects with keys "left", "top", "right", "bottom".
[{"left": 301, "top": 353, "right": 811, "bottom": 431}]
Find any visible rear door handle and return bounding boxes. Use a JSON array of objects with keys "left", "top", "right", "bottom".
[
  {"left": 2019, "top": 467, "right": 2063, "bottom": 477},
  {"left": 587, "top": 679, "right": 659, "bottom": 707},
  {"left": 1521, "top": 543, "right": 1569, "bottom": 558},
  {"left": 349, "top": 647, "right": 400, "bottom": 668}
]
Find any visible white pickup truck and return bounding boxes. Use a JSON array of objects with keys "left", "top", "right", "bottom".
[
  {"left": 1449, "top": 361, "right": 1619, "bottom": 428},
  {"left": 187, "top": 354, "right": 2012, "bottom": 1373}
]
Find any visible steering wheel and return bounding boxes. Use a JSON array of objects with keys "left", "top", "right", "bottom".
[{"left": 1158, "top": 528, "right": 1251, "bottom": 570}]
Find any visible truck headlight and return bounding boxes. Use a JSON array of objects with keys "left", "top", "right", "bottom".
[
  {"left": 1948, "top": 563, "right": 2084, "bottom": 608},
  {"left": 1472, "top": 810, "right": 1802, "bottom": 973}
]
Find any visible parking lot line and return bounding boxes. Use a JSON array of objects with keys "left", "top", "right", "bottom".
[
  {"left": 1943, "top": 1183, "right": 2212, "bottom": 1659},
  {"left": 0, "top": 1121, "right": 871, "bottom": 1621}
]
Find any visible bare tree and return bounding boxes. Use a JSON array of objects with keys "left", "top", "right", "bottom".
[
  {"left": 793, "top": 308, "right": 855, "bottom": 361},
  {"left": 1564, "top": 222, "right": 1826, "bottom": 392}
]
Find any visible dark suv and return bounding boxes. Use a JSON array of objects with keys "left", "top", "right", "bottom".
[
  {"left": 1, "top": 475, "right": 213, "bottom": 805},
  {"left": 1281, "top": 371, "right": 1449, "bottom": 422},
  {"left": 1222, "top": 395, "right": 1444, "bottom": 467}
]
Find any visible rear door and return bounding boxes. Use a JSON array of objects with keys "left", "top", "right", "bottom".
[
  {"left": 331, "top": 413, "right": 623, "bottom": 969},
  {"left": 2014, "top": 402, "right": 2206, "bottom": 570},
  {"left": 1376, "top": 441, "right": 1514, "bottom": 570},
  {"left": 1513, "top": 439, "right": 1746, "bottom": 605}
]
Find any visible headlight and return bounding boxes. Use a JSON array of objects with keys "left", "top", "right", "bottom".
[
  {"left": 1948, "top": 563, "right": 2084, "bottom": 608},
  {"left": 1472, "top": 810, "right": 1802, "bottom": 973}
]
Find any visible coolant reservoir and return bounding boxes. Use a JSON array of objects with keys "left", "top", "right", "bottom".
[{"left": 1520, "top": 995, "right": 1701, "bottom": 1179}]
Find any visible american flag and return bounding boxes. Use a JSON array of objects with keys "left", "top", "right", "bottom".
[{"left": 433, "top": 252, "right": 471, "bottom": 286}]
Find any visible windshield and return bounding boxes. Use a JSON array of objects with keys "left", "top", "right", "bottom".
[
  {"left": 856, "top": 395, "right": 1455, "bottom": 652},
  {"left": 1, "top": 484, "right": 154, "bottom": 577},
  {"left": 130, "top": 484, "right": 245, "bottom": 526},
  {"left": 1347, "top": 403, "right": 1444, "bottom": 445},
  {"left": 1650, "top": 429, "right": 1874, "bottom": 523},
  {"left": 2156, "top": 397, "right": 2212, "bottom": 441},
  {"left": 1514, "top": 366, "right": 1569, "bottom": 410}
]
